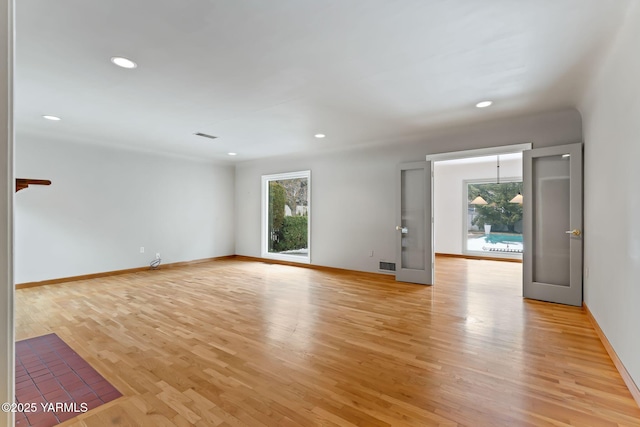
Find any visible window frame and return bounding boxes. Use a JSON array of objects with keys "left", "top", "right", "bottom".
[
  {"left": 462, "top": 177, "right": 523, "bottom": 260},
  {"left": 261, "top": 170, "right": 311, "bottom": 263}
]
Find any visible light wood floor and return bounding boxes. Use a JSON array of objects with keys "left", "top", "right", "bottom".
[{"left": 15, "top": 258, "right": 640, "bottom": 426}]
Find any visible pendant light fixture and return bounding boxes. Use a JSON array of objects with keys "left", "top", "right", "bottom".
[{"left": 470, "top": 196, "right": 488, "bottom": 205}]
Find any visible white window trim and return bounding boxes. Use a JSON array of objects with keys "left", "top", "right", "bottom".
[
  {"left": 261, "top": 170, "right": 311, "bottom": 264},
  {"left": 463, "top": 177, "right": 523, "bottom": 260}
]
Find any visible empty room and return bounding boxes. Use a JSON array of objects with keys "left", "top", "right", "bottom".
[{"left": 1, "top": 0, "right": 640, "bottom": 426}]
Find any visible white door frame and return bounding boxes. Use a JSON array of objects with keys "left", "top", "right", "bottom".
[
  {"left": 426, "top": 143, "right": 532, "bottom": 163},
  {"left": 1, "top": 0, "right": 15, "bottom": 425}
]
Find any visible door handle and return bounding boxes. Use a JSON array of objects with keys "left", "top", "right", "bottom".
[
  {"left": 565, "top": 229, "right": 581, "bottom": 236},
  {"left": 396, "top": 226, "right": 408, "bottom": 234}
]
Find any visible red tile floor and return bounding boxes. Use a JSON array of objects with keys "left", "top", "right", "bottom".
[{"left": 15, "top": 333, "right": 122, "bottom": 426}]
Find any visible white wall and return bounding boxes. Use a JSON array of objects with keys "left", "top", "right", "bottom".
[
  {"left": 579, "top": 3, "right": 640, "bottom": 389},
  {"left": 1, "top": 0, "right": 14, "bottom": 421},
  {"left": 14, "top": 136, "right": 236, "bottom": 283},
  {"left": 236, "top": 109, "right": 581, "bottom": 273},
  {"left": 434, "top": 157, "right": 521, "bottom": 255}
]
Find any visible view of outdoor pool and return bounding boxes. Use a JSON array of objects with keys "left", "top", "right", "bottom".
[{"left": 467, "top": 232, "right": 523, "bottom": 254}]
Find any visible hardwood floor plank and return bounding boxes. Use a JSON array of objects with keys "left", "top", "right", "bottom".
[{"left": 15, "top": 258, "right": 640, "bottom": 426}]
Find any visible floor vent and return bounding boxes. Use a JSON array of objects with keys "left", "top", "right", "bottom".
[{"left": 379, "top": 261, "right": 396, "bottom": 271}]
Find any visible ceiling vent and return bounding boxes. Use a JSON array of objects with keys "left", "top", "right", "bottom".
[{"left": 194, "top": 132, "right": 218, "bottom": 140}]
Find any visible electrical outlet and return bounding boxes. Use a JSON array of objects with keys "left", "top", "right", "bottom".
[
  {"left": 140, "top": 247, "right": 144, "bottom": 253},
  {"left": 156, "top": 253, "right": 161, "bottom": 260},
  {"left": 369, "top": 250, "right": 374, "bottom": 257}
]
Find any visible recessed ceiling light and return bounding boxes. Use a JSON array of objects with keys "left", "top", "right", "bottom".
[
  {"left": 110, "top": 56, "right": 137, "bottom": 69},
  {"left": 314, "top": 134, "right": 326, "bottom": 138},
  {"left": 475, "top": 101, "right": 493, "bottom": 108},
  {"left": 42, "top": 115, "right": 61, "bottom": 121},
  {"left": 227, "top": 152, "right": 237, "bottom": 156}
]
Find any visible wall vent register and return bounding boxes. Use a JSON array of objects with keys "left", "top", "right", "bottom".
[{"left": 379, "top": 261, "right": 396, "bottom": 271}]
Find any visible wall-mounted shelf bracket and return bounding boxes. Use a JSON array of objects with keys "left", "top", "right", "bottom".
[{"left": 16, "top": 178, "right": 52, "bottom": 193}]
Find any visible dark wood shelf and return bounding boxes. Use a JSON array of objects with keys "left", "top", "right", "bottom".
[{"left": 16, "top": 178, "right": 52, "bottom": 193}]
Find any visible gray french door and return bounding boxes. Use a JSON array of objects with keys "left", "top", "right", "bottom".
[
  {"left": 523, "top": 143, "right": 583, "bottom": 306},
  {"left": 396, "top": 161, "right": 433, "bottom": 285}
]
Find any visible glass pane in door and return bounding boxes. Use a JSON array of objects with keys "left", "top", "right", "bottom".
[
  {"left": 400, "top": 168, "right": 425, "bottom": 270},
  {"left": 532, "top": 155, "right": 570, "bottom": 286}
]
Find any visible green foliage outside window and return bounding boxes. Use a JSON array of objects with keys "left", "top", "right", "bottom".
[
  {"left": 469, "top": 182, "right": 523, "bottom": 233},
  {"left": 268, "top": 179, "right": 308, "bottom": 253},
  {"left": 275, "top": 216, "right": 308, "bottom": 252},
  {"left": 268, "top": 182, "right": 286, "bottom": 252}
]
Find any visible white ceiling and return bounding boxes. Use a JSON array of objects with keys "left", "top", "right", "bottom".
[{"left": 14, "top": 0, "right": 630, "bottom": 162}]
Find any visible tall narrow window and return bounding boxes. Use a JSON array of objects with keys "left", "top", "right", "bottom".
[
  {"left": 262, "top": 171, "right": 310, "bottom": 263},
  {"left": 464, "top": 179, "right": 523, "bottom": 258}
]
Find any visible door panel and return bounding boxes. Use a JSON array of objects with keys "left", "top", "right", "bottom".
[
  {"left": 523, "top": 143, "right": 582, "bottom": 306},
  {"left": 396, "top": 161, "right": 433, "bottom": 285}
]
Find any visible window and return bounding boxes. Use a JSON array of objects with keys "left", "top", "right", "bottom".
[
  {"left": 464, "top": 179, "right": 523, "bottom": 258},
  {"left": 261, "top": 171, "right": 310, "bottom": 263}
]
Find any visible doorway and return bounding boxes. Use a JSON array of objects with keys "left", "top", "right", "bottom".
[
  {"left": 434, "top": 153, "right": 524, "bottom": 262},
  {"left": 417, "top": 142, "right": 583, "bottom": 307},
  {"left": 430, "top": 145, "right": 527, "bottom": 294}
]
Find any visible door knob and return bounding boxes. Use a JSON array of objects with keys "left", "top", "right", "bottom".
[
  {"left": 565, "top": 229, "right": 581, "bottom": 236},
  {"left": 396, "top": 226, "right": 408, "bottom": 234}
]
